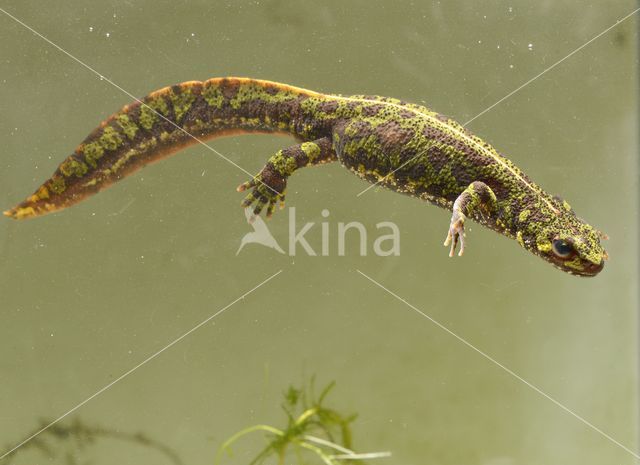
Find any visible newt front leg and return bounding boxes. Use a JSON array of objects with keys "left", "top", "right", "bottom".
[
  {"left": 237, "top": 137, "right": 336, "bottom": 218},
  {"left": 444, "top": 181, "right": 498, "bottom": 257}
]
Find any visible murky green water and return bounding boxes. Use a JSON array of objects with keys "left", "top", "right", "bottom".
[{"left": 0, "top": 1, "right": 638, "bottom": 464}]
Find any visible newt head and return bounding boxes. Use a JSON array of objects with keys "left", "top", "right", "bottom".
[
  {"left": 513, "top": 194, "right": 608, "bottom": 277},
  {"left": 527, "top": 199, "right": 608, "bottom": 276},
  {"left": 535, "top": 228, "right": 607, "bottom": 277}
]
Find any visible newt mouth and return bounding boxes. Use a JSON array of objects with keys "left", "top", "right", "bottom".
[
  {"left": 567, "top": 259, "right": 605, "bottom": 277},
  {"left": 581, "top": 259, "right": 605, "bottom": 276}
]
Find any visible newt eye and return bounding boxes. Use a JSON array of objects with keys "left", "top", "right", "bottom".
[{"left": 552, "top": 239, "right": 574, "bottom": 258}]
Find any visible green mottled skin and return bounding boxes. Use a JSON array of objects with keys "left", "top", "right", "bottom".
[{"left": 4, "top": 77, "right": 607, "bottom": 276}]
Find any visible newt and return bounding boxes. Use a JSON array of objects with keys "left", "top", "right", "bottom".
[{"left": 3, "top": 77, "right": 608, "bottom": 276}]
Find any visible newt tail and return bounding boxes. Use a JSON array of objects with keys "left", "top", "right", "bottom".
[
  {"left": 4, "top": 77, "right": 607, "bottom": 276},
  {"left": 4, "top": 78, "right": 323, "bottom": 219}
]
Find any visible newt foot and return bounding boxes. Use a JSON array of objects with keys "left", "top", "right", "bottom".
[
  {"left": 236, "top": 165, "right": 286, "bottom": 219},
  {"left": 443, "top": 211, "right": 466, "bottom": 257}
]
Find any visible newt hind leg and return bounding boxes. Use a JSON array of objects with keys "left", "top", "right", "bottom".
[{"left": 237, "top": 136, "right": 336, "bottom": 218}]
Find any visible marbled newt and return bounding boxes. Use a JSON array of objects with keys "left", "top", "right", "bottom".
[{"left": 4, "top": 77, "right": 608, "bottom": 276}]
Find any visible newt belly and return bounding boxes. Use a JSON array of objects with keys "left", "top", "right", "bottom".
[{"left": 4, "top": 77, "right": 608, "bottom": 276}]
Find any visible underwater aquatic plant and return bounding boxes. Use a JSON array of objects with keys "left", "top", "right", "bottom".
[
  {"left": 3, "top": 417, "right": 184, "bottom": 465},
  {"left": 216, "top": 379, "right": 390, "bottom": 465}
]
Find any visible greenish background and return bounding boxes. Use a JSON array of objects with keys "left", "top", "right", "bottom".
[{"left": 0, "top": 1, "right": 637, "bottom": 464}]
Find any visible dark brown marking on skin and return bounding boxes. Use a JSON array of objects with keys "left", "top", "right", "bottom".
[
  {"left": 450, "top": 163, "right": 479, "bottom": 189},
  {"left": 347, "top": 119, "right": 375, "bottom": 137},
  {"left": 425, "top": 145, "right": 451, "bottom": 173},
  {"left": 318, "top": 99, "right": 339, "bottom": 113},
  {"left": 374, "top": 120, "right": 414, "bottom": 151},
  {"left": 397, "top": 158, "right": 428, "bottom": 186},
  {"left": 361, "top": 103, "right": 384, "bottom": 117},
  {"left": 423, "top": 124, "right": 486, "bottom": 165},
  {"left": 220, "top": 79, "right": 241, "bottom": 100},
  {"left": 481, "top": 178, "right": 510, "bottom": 203},
  {"left": 181, "top": 96, "right": 210, "bottom": 130},
  {"left": 344, "top": 100, "right": 360, "bottom": 112}
]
